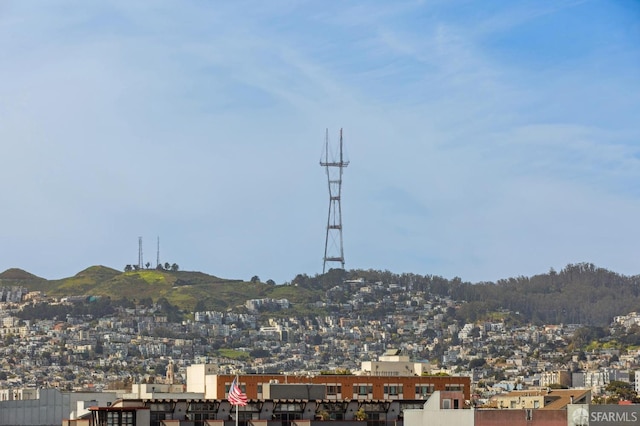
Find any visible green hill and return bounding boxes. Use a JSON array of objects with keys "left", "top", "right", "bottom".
[
  {"left": 4, "top": 262, "right": 639, "bottom": 326},
  {"left": 2, "top": 265, "right": 325, "bottom": 313},
  {"left": 0, "top": 268, "right": 44, "bottom": 280}
]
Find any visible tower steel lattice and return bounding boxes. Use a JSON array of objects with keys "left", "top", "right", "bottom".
[{"left": 320, "top": 128, "right": 349, "bottom": 274}]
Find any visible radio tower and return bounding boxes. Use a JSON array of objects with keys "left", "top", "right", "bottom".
[
  {"left": 138, "top": 237, "right": 143, "bottom": 269},
  {"left": 320, "top": 128, "right": 349, "bottom": 274}
]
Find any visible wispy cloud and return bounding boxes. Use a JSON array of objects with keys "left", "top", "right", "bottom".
[{"left": 0, "top": 0, "right": 638, "bottom": 282}]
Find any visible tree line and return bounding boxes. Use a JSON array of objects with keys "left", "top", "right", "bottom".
[
  {"left": 298, "top": 263, "right": 640, "bottom": 326},
  {"left": 124, "top": 262, "right": 179, "bottom": 272}
]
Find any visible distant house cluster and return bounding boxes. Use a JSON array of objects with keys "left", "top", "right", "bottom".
[
  {"left": 0, "top": 286, "right": 27, "bottom": 303},
  {"left": 245, "top": 298, "right": 291, "bottom": 312}
]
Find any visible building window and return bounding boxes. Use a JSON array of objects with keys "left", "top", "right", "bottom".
[
  {"left": 318, "top": 402, "right": 346, "bottom": 420},
  {"left": 444, "top": 384, "right": 464, "bottom": 392},
  {"left": 150, "top": 411, "right": 165, "bottom": 426},
  {"left": 273, "top": 412, "right": 302, "bottom": 426},
  {"left": 354, "top": 385, "right": 372, "bottom": 396},
  {"left": 149, "top": 402, "right": 173, "bottom": 426},
  {"left": 383, "top": 385, "right": 403, "bottom": 396},
  {"left": 188, "top": 402, "right": 217, "bottom": 426},
  {"left": 235, "top": 411, "right": 256, "bottom": 425},
  {"left": 122, "top": 412, "right": 134, "bottom": 426},
  {"left": 277, "top": 403, "right": 304, "bottom": 412},
  {"left": 95, "top": 410, "right": 136, "bottom": 426},
  {"left": 327, "top": 385, "right": 342, "bottom": 396},
  {"left": 415, "top": 384, "right": 435, "bottom": 397},
  {"left": 442, "top": 399, "right": 451, "bottom": 409}
]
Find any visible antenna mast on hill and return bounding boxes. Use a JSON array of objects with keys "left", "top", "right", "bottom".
[
  {"left": 320, "top": 128, "right": 349, "bottom": 274},
  {"left": 138, "top": 237, "right": 143, "bottom": 269},
  {"left": 156, "top": 236, "right": 160, "bottom": 268}
]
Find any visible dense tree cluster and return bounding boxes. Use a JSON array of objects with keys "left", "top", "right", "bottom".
[
  {"left": 16, "top": 297, "right": 118, "bottom": 321},
  {"left": 15, "top": 296, "right": 183, "bottom": 323},
  {"left": 337, "top": 263, "right": 640, "bottom": 326},
  {"left": 461, "top": 263, "right": 639, "bottom": 325}
]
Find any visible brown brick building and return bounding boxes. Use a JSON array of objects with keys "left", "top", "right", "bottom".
[{"left": 214, "top": 374, "right": 471, "bottom": 401}]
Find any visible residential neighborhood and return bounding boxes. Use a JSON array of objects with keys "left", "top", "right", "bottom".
[{"left": 1, "top": 274, "right": 639, "bottom": 406}]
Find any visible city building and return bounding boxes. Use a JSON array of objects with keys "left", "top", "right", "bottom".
[{"left": 489, "top": 389, "right": 590, "bottom": 410}]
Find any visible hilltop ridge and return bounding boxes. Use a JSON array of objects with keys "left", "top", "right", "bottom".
[
  {"left": 0, "top": 268, "right": 43, "bottom": 280},
  {"left": 2, "top": 262, "right": 639, "bottom": 326}
]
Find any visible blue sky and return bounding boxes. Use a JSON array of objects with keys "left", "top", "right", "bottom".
[{"left": 1, "top": 0, "right": 639, "bottom": 284}]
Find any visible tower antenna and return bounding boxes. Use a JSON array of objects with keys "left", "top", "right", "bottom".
[
  {"left": 320, "top": 128, "right": 349, "bottom": 274},
  {"left": 156, "top": 236, "right": 160, "bottom": 268},
  {"left": 138, "top": 237, "right": 143, "bottom": 269}
]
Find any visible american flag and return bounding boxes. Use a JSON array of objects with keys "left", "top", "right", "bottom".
[{"left": 228, "top": 377, "right": 248, "bottom": 406}]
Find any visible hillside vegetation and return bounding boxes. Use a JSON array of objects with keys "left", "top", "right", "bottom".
[
  {"left": 288, "top": 264, "right": 640, "bottom": 326},
  {"left": 0, "top": 265, "right": 327, "bottom": 315},
  {"left": 1, "top": 262, "right": 638, "bottom": 326}
]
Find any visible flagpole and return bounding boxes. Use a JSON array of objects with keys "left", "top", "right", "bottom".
[{"left": 229, "top": 373, "right": 247, "bottom": 426}]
